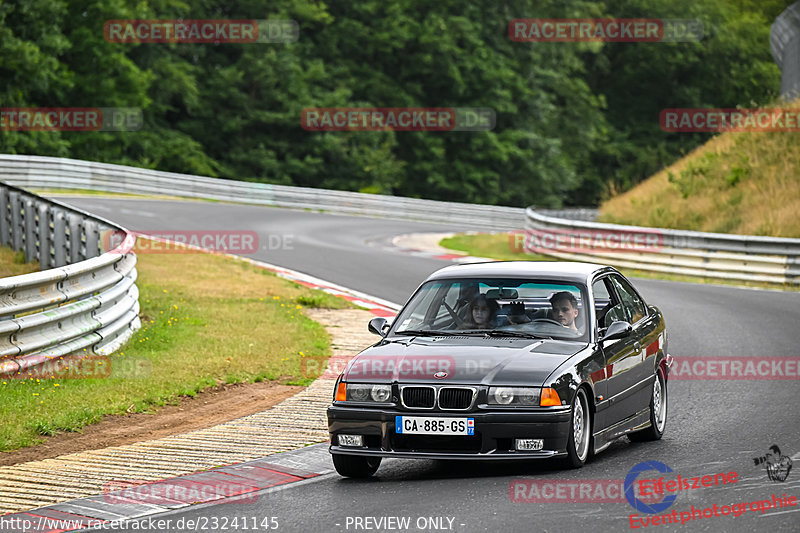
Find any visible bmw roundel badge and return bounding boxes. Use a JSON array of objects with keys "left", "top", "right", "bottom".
[{"left": 433, "top": 371, "right": 448, "bottom": 379}]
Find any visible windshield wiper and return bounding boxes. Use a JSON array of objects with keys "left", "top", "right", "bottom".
[
  {"left": 394, "top": 329, "right": 551, "bottom": 340},
  {"left": 394, "top": 329, "right": 467, "bottom": 336},
  {"left": 481, "top": 330, "right": 551, "bottom": 340}
]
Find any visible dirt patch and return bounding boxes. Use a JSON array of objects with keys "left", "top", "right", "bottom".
[{"left": 0, "top": 380, "right": 303, "bottom": 467}]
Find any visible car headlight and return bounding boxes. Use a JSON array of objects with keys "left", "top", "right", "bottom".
[
  {"left": 339, "top": 383, "right": 392, "bottom": 403},
  {"left": 488, "top": 387, "right": 540, "bottom": 406}
]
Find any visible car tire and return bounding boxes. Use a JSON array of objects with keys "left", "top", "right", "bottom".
[
  {"left": 332, "top": 454, "right": 382, "bottom": 478},
  {"left": 564, "top": 388, "right": 591, "bottom": 468},
  {"left": 628, "top": 369, "right": 667, "bottom": 442}
]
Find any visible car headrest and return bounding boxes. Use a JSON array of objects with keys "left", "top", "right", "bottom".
[{"left": 485, "top": 288, "right": 518, "bottom": 299}]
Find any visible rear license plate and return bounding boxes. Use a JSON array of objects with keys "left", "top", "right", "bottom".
[{"left": 395, "top": 416, "right": 474, "bottom": 435}]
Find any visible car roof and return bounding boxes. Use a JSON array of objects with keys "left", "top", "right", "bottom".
[{"left": 424, "top": 261, "right": 614, "bottom": 284}]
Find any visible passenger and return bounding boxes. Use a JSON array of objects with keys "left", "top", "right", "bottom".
[
  {"left": 550, "top": 291, "right": 579, "bottom": 330},
  {"left": 465, "top": 295, "right": 499, "bottom": 329}
]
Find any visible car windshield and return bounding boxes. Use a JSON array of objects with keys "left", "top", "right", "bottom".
[{"left": 391, "top": 277, "right": 589, "bottom": 341}]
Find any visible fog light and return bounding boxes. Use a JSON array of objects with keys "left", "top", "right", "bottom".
[
  {"left": 338, "top": 434, "right": 364, "bottom": 447},
  {"left": 515, "top": 438, "right": 543, "bottom": 451}
]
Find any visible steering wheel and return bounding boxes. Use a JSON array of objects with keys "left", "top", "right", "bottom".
[
  {"left": 532, "top": 318, "right": 566, "bottom": 327},
  {"left": 443, "top": 301, "right": 466, "bottom": 328}
]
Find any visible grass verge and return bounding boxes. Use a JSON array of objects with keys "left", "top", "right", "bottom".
[
  {"left": 0, "top": 247, "right": 40, "bottom": 278},
  {"left": 0, "top": 245, "right": 352, "bottom": 451},
  {"left": 439, "top": 233, "right": 799, "bottom": 292},
  {"left": 441, "top": 233, "right": 550, "bottom": 262}
]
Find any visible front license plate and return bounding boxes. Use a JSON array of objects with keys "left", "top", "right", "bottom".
[{"left": 395, "top": 416, "right": 475, "bottom": 435}]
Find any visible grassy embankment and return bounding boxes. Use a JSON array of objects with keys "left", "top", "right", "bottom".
[
  {"left": 440, "top": 108, "right": 800, "bottom": 289},
  {"left": 0, "top": 242, "right": 350, "bottom": 451},
  {"left": 599, "top": 117, "right": 800, "bottom": 237}
]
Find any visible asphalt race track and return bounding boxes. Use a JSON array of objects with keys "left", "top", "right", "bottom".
[{"left": 58, "top": 197, "right": 800, "bottom": 533}]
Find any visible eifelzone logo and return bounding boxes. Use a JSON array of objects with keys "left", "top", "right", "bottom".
[{"left": 625, "top": 461, "right": 678, "bottom": 514}]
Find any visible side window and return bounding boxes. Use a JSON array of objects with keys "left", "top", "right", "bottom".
[
  {"left": 592, "top": 278, "right": 614, "bottom": 328},
  {"left": 610, "top": 276, "right": 647, "bottom": 324},
  {"left": 592, "top": 279, "right": 611, "bottom": 300}
]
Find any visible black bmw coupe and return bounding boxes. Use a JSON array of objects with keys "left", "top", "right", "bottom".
[{"left": 328, "top": 262, "right": 673, "bottom": 477}]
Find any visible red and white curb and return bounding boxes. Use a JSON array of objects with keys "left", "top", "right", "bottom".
[
  {"left": 0, "top": 445, "right": 333, "bottom": 532},
  {"left": 389, "top": 232, "right": 494, "bottom": 264},
  {"left": 243, "top": 258, "right": 400, "bottom": 317}
]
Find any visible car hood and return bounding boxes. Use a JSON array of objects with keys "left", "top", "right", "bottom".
[{"left": 342, "top": 336, "right": 587, "bottom": 386}]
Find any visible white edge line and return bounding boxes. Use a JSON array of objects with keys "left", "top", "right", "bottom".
[{"left": 758, "top": 507, "right": 800, "bottom": 517}]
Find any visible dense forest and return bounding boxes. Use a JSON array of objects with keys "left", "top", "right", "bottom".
[{"left": 0, "top": 0, "right": 790, "bottom": 207}]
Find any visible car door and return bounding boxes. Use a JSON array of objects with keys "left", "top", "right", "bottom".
[
  {"left": 599, "top": 275, "right": 646, "bottom": 426},
  {"left": 589, "top": 278, "right": 612, "bottom": 430},
  {"left": 607, "top": 275, "right": 659, "bottom": 420}
]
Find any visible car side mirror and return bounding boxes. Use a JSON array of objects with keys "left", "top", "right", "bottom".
[
  {"left": 600, "top": 320, "right": 632, "bottom": 344},
  {"left": 368, "top": 317, "right": 389, "bottom": 337}
]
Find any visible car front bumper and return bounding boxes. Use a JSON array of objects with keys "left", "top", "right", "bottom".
[{"left": 327, "top": 404, "right": 572, "bottom": 460}]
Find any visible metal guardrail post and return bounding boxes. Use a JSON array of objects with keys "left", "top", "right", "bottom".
[
  {"left": 68, "top": 213, "right": 82, "bottom": 263},
  {"left": 0, "top": 188, "right": 9, "bottom": 248},
  {"left": 38, "top": 203, "right": 52, "bottom": 270},
  {"left": 10, "top": 191, "right": 22, "bottom": 252},
  {"left": 84, "top": 220, "right": 100, "bottom": 259},
  {"left": 53, "top": 208, "right": 67, "bottom": 267},
  {"left": 23, "top": 197, "right": 37, "bottom": 263}
]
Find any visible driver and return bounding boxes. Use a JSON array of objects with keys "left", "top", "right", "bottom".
[
  {"left": 550, "top": 291, "right": 579, "bottom": 330},
  {"left": 465, "top": 295, "right": 499, "bottom": 329}
]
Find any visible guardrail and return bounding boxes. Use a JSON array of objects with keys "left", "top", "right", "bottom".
[
  {"left": 0, "top": 154, "right": 529, "bottom": 231},
  {"left": 525, "top": 208, "right": 800, "bottom": 285},
  {"left": 0, "top": 183, "right": 140, "bottom": 377},
  {"left": 3, "top": 153, "right": 796, "bottom": 286}
]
